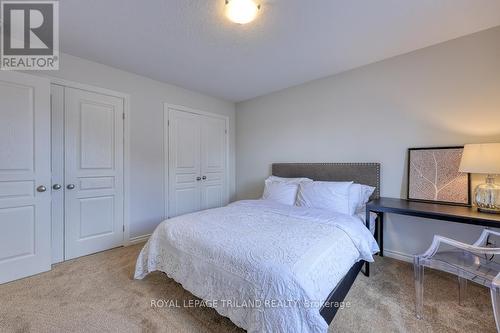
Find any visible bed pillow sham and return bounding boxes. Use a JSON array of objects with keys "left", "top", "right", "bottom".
[
  {"left": 265, "top": 176, "right": 313, "bottom": 184},
  {"left": 262, "top": 181, "right": 300, "bottom": 206},
  {"left": 348, "top": 184, "right": 376, "bottom": 215},
  {"left": 296, "top": 181, "right": 353, "bottom": 215}
]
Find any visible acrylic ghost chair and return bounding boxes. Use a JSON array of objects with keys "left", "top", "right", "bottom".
[{"left": 414, "top": 229, "right": 500, "bottom": 332}]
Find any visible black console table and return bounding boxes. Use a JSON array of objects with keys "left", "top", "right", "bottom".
[{"left": 366, "top": 197, "right": 500, "bottom": 257}]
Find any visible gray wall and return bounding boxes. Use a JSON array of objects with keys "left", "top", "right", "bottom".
[
  {"left": 235, "top": 26, "right": 500, "bottom": 260},
  {"left": 34, "top": 53, "right": 236, "bottom": 239}
]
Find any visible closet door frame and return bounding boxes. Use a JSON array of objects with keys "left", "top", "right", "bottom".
[
  {"left": 164, "top": 103, "right": 229, "bottom": 219},
  {"left": 48, "top": 77, "right": 132, "bottom": 250}
]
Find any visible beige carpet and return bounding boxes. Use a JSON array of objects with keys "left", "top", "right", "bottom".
[{"left": 0, "top": 244, "right": 495, "bottom": 333}]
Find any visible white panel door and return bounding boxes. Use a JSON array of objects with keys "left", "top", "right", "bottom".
[
  {"left": 200, "top": 115, "right": 227, "bottom": 210},
  {"left": 0, "top": 71, "right": 51, "bottom": 283},
  {"left": 168, "top": 109, "right": 201, "bottom": 217},
  {"left": 65, "top": 88, "right": 124, "bottom": 260},
  {"left": 50, "top": 84, "right": 64, "bottom": 264}
]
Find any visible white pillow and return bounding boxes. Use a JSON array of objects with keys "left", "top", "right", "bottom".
[
  {"left": 296, "top": 181, "right": 353, "bottom": 215},
  {"left": 348, "top": 184, "right": 376, "bottom": 215},
  {"left": 262, "top": 181, "right": 299, "bottom": 206},
  {"left": 265, "top": 176, "right": 313, "bottom": 184}
]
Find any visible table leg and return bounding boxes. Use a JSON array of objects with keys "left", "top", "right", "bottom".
[
  {"left": 364, "top": 208, "right": 372, "bottom": 277},
  {"left": 365, "top": 208, "right": 371, "bottom": 230},
  {"left": 378, "top": 213, "right": 384, "bottom": 257}
]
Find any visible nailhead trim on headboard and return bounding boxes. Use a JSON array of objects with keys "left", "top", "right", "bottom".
[{"left": 271, "top": 163, "right": 381, "bottom": 199}]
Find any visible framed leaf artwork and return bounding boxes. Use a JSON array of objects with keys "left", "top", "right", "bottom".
[{"left": 407, "top": 146, "right": 471, "bottom": 206}]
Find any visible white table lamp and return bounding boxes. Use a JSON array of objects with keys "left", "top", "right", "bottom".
[{"left": 459, "top": 143, "right": 500, "bottom": 214}]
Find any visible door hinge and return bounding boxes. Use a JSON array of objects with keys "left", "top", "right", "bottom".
[
  {"left": 123, "top": 225, "right": 125, "bottom": 232},
  {"left": 225, "top": 129, "right": 227, "bottom": 134},
  {"left": 122, "top": 113, "right": 125, "bottom": 120},
  {"left": 167, "top": 120, "right": 170, "bottom": 126}
]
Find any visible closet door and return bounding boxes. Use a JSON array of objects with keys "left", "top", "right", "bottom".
[
  {"left": 200, "top": 115, "right": 227, "bottom": 210},
  {"left": 50, "top": 84, "right": 64, "bottom": 264},
  {"left": 64, "top": 88, "right": 124, "bottom": 260},
  {"left": 0, "top": 72, "right": 51, "bottom": 283},
  {"left": 168, "top": 109, "right": 201, "bottom": 217}
]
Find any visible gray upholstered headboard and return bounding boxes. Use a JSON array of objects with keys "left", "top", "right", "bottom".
[{"left": 272, "top": 163, "right": 381, "bottom": 200}]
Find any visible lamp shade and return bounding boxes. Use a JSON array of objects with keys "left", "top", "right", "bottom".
[{"left": 459, "top": 143, "right": 500, "bottom": 174}]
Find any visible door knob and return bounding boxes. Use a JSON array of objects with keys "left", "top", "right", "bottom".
[
  {"left": 36, "top": 185, "right": 47, "bottom": 192},
  {"left": 202, "top": 176, "right": 207, "bottom": 180},
  {"left": 196, "top": 177, "right": 201, "bottom": 181},
  {"left": 52, "top": 184, "right": 62, "bottom": 190},
  {"left": 67, "top": 184, "right": 76, "bottom": 190}
]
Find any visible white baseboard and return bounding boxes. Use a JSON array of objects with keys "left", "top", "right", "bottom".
[
  {"left": 127, "top": 234, "right": 151, "bottom": 245},
  {"left": 383, "top": 249, "right": 413, "bottom": 263}
]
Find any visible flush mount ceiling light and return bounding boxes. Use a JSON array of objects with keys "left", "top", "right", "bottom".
[{"left": 225, "top": 0, "right": 261, "bottom": 24}]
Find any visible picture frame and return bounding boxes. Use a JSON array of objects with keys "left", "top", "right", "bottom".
[{"left": 407, "top": 146, "right": 471, "bottom": 206}]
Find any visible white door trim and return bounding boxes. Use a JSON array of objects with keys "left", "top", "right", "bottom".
[
  {"left": 48, "top": 77, "right": 132, "bottom": 246},
  {"left": 163, "top": 103, "right": 229, "bottom": 219}
]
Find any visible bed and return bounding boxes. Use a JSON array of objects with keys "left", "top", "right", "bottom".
[{"left": 135, "top": 163, "right": 381, "bottom": 333}]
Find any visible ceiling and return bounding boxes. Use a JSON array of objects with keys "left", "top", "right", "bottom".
[{"left": 60, "top": 0, "right": 500, "bottom": 102}]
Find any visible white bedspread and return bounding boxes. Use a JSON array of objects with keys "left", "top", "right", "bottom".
[{"left": 135, "top": 200, "right": 379, "bottom": 333}]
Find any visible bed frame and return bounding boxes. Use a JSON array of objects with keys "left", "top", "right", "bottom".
[{"left": 272, "top": 162, "right": 381, "bottom": 325}]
